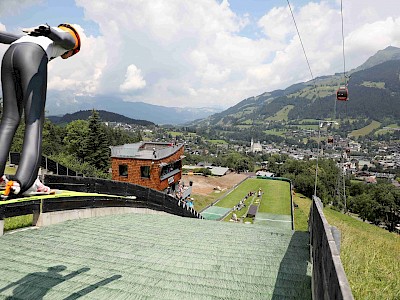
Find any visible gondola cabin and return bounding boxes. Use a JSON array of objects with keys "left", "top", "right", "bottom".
[{"left": 336, "top": 86, "right": 348, "bottom": 101}]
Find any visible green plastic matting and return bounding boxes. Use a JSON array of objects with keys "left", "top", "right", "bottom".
[
  {"left": 0, "top": 213, "right": 311, "bottom": 299},
  {"left": 254, "top": 213, "right": 293, "bottom": 230},
  {"left": 200, "top": 206, "right": 231, "bottom": 220}
]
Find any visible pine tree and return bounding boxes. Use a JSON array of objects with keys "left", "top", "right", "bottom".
[{"left": 83, "top": 110, "right": 110, "bottom": 173}]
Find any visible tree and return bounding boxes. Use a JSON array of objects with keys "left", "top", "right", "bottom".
[
  {"left": 42, "top": 119, "right": 65, "bottom": 156},
  {"left": 64, "top": 120, "right": 89, "bottom": 161},
  {"left": 83, "top": 110, "right": 110, "bottom": 173}
]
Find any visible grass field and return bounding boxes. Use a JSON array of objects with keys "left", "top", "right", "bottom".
[
  {"left": 291, "top": 124, "right": 319, "bottom": 130},
  {"left": 350, "top": 120, "right": 381, "bottom": 137},
  {"left": 288, "top": 86, "right": 336, "bottom": 99},
  {"left": 258, "top": 180, "right": 291, "bottom": 215},
  {"left": 264, "top": 129, "right": 286, "bottom": 136},
  {"left": 293, "top": 194, "right": 310, "bottom": 231},
  {"left": 193, "top": 192, "right": 222, "bottom": 212},
  {"left": 206, "top": 139, "right": 227, "bottom": 144},
  {"left": 374, "top": 123, "right": 399, "bottom": 135},
  {"left": 237, "top": 124, "right": 252, "bottom": 129},
  {"left": 267, "top": 105, "right": 294, "bottom": 121},
  {"left": 214, "top": 178, "right": 291, "bottom": 212},
  {"left": 360, "top": 81, "right": 385, "bottom": 89},
  {"left": 215, "top": 178, "right": 264, "bottom": 208},
  {"left": 213, "top": 178, "right": 291, "bottom": 223},
  {"left": 167, "top": 131, "right": 196, "bottom": 137},
  {"left": 294, "top": 194, "right": 400, "bottom": 300}
]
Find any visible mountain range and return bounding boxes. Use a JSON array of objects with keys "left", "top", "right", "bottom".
[
  {"left": 192, "top": 46, "right": 400, "bottom": 127},
  {"left": 46, "top": 94, "right": 221, "bottom": 125},
  {"left": 47, "top": 46, "right": 400, "bottom": 126}
]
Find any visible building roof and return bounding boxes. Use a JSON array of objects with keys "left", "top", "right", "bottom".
[
  {"left": 256, "top": 171, "right": 275, "bottom": 177},
  {"left": 110, "top": 142, "right": 183, "bottom": 160},
  {"left": 183, "top": 165, "right": 229, "bottom": 176},
  {"left": 0, "top": 213, "right": 311, "bottom": 299},
  {"left": 209, "top": 166, "right": 229, "bottom": 176}
]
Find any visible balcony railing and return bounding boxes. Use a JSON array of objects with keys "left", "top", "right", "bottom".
[{"left": 160, "top": 169, "right": 180, "bottom": 181}]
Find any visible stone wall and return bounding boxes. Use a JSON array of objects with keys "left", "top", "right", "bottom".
[{"left": 309, "top": 196, "right": 354, "bottom": 300}]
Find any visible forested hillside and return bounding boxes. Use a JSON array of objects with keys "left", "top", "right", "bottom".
[
  {"left": 196, "top": 46, "right": 400, "bottom": 127},
  {"left": 48, "top": 110, "right": 155, "bottom": 126},
  {"left": 10, "top": 110, "right": 141, "bottom": 178}
]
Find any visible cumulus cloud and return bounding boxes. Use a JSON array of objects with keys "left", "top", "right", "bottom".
[
  {"left": 2, "top": 0, "right": 400, "bottom": 110},
  {"left": 120, "top": 64, "right": 146, "bottom": 92},
  {"left": 0, "top": 0, "right": 43, "bottom": 17},
  {"left": 72, "top": 0, "right": 400, "bottom": 108},
  {"left": 48, "top": 24, "right": 107, "bottom": 95}
]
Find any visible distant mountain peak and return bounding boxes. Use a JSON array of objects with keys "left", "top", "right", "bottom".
[
  {"left": 193, "top": 46, "right": 400, "bottom": 127},
  {"left": 352, "top": 45, "right": 400, "bottom": 73}
]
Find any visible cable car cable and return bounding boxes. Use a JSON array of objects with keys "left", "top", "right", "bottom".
[
  {"left": 287, "top": 0, "right": 325, "bottom": 197},
  {"left": 286, "top": 0, "right": 320, "bottom": 100},
  {"left": 340, "top": 0, "right": 346, "bottom": 86}
]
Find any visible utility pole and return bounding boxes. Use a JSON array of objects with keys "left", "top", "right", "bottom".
[
  {"left": 314, "top": 120, "right": 339, "bottom": 198},
  {"left": 335, "top": 150, "right": 347, "bottom": 212}
]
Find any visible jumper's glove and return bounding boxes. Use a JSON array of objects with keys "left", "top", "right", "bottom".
[{"left": 23, "top": 24, "right": 51, "bottom": 37}]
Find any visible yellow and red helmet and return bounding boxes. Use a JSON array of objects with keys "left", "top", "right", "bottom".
[{"left": 58, "top": 23, "right": 81, "bottom": 56}]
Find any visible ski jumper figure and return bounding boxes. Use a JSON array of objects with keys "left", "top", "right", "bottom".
[{"left": 0, "top": 23, "right": 81, "bottom": 197}]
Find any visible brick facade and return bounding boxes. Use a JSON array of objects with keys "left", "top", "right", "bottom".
[{"left": 111, "top": 146, "right": 184, "bottom": 191}]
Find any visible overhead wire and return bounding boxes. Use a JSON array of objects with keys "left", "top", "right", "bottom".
[
  {"left": 339, "top": 0, "right": 347, "bottom": 211},
  {"left": 286, "top": 0, "right": 318, "bottom": 93},
  {"left": 336, "top": 0, "right": 349, "bottom": 120},
  {"left": 340, "top": 0, "right": 347, "bottom": 86},
  {"left": 286, "top": 0, "right": 323, "bottom": 197}
]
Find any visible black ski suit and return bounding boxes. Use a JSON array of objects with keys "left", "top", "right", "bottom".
[{"left": 0, "top": 26, "right": 76, "bottom": 194}]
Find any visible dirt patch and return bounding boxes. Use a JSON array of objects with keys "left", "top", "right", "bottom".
[{"left": 181, "top": 172, "right": 249, "bottom": 195}]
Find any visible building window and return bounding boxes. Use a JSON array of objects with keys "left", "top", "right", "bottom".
[
  {"left": 141, "top": 166, "right": 150, "bottom": 178},
  {"left": 119, "top": 164, "right": 128, "bottom": 177}
]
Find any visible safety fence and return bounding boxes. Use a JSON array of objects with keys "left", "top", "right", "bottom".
[
  {"left": 42, "top": 175, "right": 202, "bottom": 219},
  {"left": 9, "top": 152, "right": 82, "bottom": 176},
  {"left": 309, "top": 196, "right": 354, "bottom": 300},
  {"left": 0, "top": 175, "right": 202, "bottom": 235}
]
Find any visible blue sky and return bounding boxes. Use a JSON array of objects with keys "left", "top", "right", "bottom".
[{"left": 1, "top": 0, "right": 400, "bottom": 112}]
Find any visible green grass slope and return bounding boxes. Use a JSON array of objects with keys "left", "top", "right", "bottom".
[{"left": 294, "top": 194, "right": 400, "bottom": 300}]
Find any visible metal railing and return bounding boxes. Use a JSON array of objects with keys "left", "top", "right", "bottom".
[{"left": 9, "top": 152, "right": 82, "bottom": 177}]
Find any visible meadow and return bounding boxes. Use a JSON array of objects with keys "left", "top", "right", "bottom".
[
  {"left": 349, "top": 120, "right": 381, "bottom": 137},
  {"left": 294, "top": 193, "right": 400, "bottom": 300}
]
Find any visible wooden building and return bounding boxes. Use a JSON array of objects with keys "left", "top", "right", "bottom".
[{"left": 110, "top": 142, "right": 187, "bottom": 194}]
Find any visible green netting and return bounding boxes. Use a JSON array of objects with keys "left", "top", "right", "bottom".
[
  {"left": 200, "top": 206, "right": 231, "bottom": 220},
  {"left": 0, "top": 213, "right": 311, "bottom": 299}
]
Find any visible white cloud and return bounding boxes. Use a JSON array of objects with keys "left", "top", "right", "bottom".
[
  {"left": 258, "top": 6, "right": 293, "bottom": 41},
  {"left": 2, "top": 0, "right": 400, "bottom": 111},
  {"left": 0, "top": 0, "right": 43, "bottom": 17},
  {"left": 120, "top": 64, "right": 146, "bottom": 92},
  {"left": 48, "top": 24, "right": 107, "bottom": 95}
]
